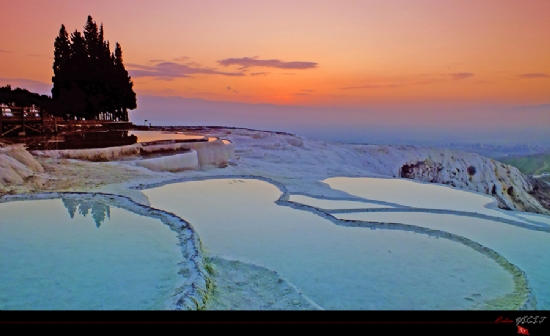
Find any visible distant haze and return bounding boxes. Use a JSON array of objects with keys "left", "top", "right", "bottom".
[{"left": 133, "top": 95, "right": 550, "bottom": 146}]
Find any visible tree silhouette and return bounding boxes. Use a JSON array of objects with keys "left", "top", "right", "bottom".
[
  {"left": 91, "top": 202, "right": 111, "bottom": 228},
  {"left": 52, "top": 24, "right": 70, "bottom": 105},
  {"left": 113, "top": 42, "right": 137, "bottom": 121},
  {"left": 61, "top": 198, "right": 78, "bottom": 219},
  {"left": 78, "top": 200, "right": 92, "bottom": 217},
  {"left": 0, "top": 85, "right": 53, "bottom": 111},
  {"left": 51, "top": 16, "right": 137, "bottom": 120},
  {"left": 61, "top": 197, "right": 111, "bottom": 228}
]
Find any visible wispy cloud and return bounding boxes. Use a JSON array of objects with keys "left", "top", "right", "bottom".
[
  {"left": 227, "top": 86, "right": 232, "bottom": 90},
  {"left": 127, "top": 61, "right": 245, "bottom": 80},
  {"left": 413, "top": 80, "right": 444, "bottom": 85},
  {"left": 174, "top": 56, "right": 189, "bottom": 62},
  {"left": 218, "top": 56, "right": 318, "bottom": 70},
  {"left": 341, "top": 84, "right": 400, "bottom": 90},
  {"left": 250, "top": 72, "right": 270, "bottom": 76},
  {"left": 301, "top": 89, "right": 316, "bottom": 92},
  {"left": 136, "top": 88, "right": 177, "bottom": 96},
  {"left": 340, "top": 72, "right": 475, "bottom": 91},
  {"left": 27, "top": 53, "right": 50, "bottom": 59},
  {"left": 519, "top": 73, "right": 550, "bottom": 79},
  {"left": 0, "top": 49, "right": 13, "bottom": 53},
  {"left": 450, "top": 72, "right": 474, "bottom": 80},
  {"left": 149, "top": 59, "right": 164, "bottom": 63}
]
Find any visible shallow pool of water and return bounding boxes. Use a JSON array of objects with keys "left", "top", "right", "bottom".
[
  {"left": 324, "top": 177, "right": 530, "bottom": 223},
  {"left": 129, "top": 131, "right": 207, "bottom": 143},
  {"left": 516, "top": 213, "right": 550, "bottom": 226},
  {"left": 335, "top": 211, "right": 550, "bottom": 309},
  {"left": 0, "top": 198, "right": 183, "bottom": 310},
  {"left": 143, "top": 179, "right": 515, "bottom": 310}
]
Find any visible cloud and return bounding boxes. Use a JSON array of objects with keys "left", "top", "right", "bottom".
[
  {"left": 149, "top": 59, "right": 164, "bottom": 63},
  {"left": 0, "top": 49, "right": 13, "bottom": 53},
  {"left": 250, "top": 72, "right": 270, "bottom": 76},
  {"left": 293, "top": 93, "right": 309, "bottom": 96},
  {"left": 413, "top": 80, "right": 442, "bottom": 85},
  {"left": 174, "top": 56, "right": 190, "bottom": 62},
  {"left": 519, "top": 73, "right": 550, "bottom": 79},
  {"left": 227, "top": 86, "right": 232, "bottom": 90},
  {"left": 301, "top": 89, "right": 315, "bottom": 92},
  {"left": 135, "top": 88, "right": 177, "bottom": 96},
  {"left": 27, "top": 53, "right": 50, "bottom": 59},
  {"left": 450, "top": 72, "right": 474, "bottom": 80},
  {"left": 341, "top": 73, "right": 461, "bottom": 90},
  {"left": 233, "top": 90, "right": 238, "bottom": 93},
  {"left": 340, "top": 84, "right": 399, "bottom": 90},
  {"left": 218, "top": 57, "right": 318, "bottom": 70},
  {"left": 127, "top": 62, "right": 245, "bottom": 80}
]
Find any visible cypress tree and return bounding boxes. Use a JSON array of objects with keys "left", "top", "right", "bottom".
[
  {"left": 83, "top": 16, "right": 102, "bottom": 116},
  {"left": 83, "top": 15, "right": 100, "bottom": 59},
  {"left": 98, "top": 24, "right": 114, "bottom": 119},
  {"left": 51, "top": 24, "right": 71, "bottom": 115},
  {"left": 51, "top": 16, "right": 137, "bottom": 121},
  {"left": 65, "top": 30, "right": 88, "bottom": 119},
  {"left": 114, "top": 43, "right": 136, "bottom": 121}
]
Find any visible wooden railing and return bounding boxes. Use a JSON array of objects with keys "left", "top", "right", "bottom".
[{"left": 1, "top": 106, "right": 53, "bottom": 136}]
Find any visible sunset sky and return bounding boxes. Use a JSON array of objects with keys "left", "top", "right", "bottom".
[{"left": 1, "top": 0, "right": 549, "bottom": 144}]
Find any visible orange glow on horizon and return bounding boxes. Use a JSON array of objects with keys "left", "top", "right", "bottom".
[{"left": 0, "top": 0, "right": 549, "bottom": 108}]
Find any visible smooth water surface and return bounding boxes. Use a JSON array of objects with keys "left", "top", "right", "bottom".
[
  {"left": 516, "top": 213, "right": 550, "bottom": 226},
  {"left": 335, "top": 211, "right": 550, "bottom": 309},
  {"left": 324, "top": 177, "right": 532, "bottom": 223},
  {"left": 129, "top": 131, "right": 206, "bottom": 142},
  {"left": 143, "top": 179, "right": 515, "bottom": 310},
  {"left": 0, "top": 198, "right": 182, "bottom": 310}
]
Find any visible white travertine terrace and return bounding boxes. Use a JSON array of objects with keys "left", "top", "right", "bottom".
[
  {"left": 26, "top": 137, "right": 235, "bottom": 170},
  {"left": 135, "top": 151, "right": 199, "bottom": 172},
  {"left": 1, "top": 128, "right": 549, "bottom": 310}
]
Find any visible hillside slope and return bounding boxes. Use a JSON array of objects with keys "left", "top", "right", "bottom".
[{"left": 498, "top": 152, "right": 550, "bottom": 176}]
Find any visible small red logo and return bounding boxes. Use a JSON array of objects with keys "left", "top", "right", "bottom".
[
  {"left": 517, "top": 325, "right": 530, "bottom": 335},
  {"left": 495, "top": 316, "right": 513, "bottom": 323}
]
